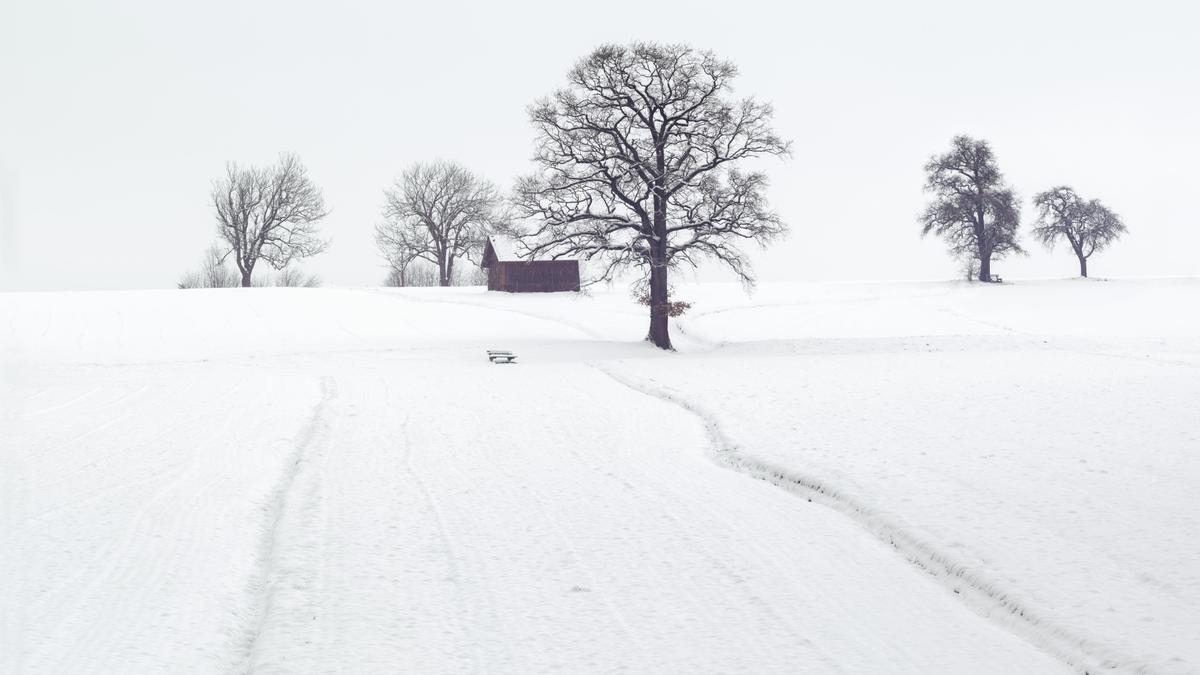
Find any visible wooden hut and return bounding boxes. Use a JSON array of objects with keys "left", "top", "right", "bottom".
[{"left": 480, "top": 237, "right": 580, "bottom": 293}]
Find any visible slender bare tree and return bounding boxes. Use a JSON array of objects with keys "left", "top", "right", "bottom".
[
  {"left": 211, "top": 153, "right": 328, "bottom": 287},
  {"left": 1032, "top": 186, "right": 1126, "bottom": 278},
  {"left": 177, "top": 244, "right": 238, "bottom": 289},
  {"left": 376, "top": 161, "right": 500, "bottom": 287},
  {"left": 373, "top": 210, "right": 456, "bottom": 288},
  {"left": 512, "top": 43, "right": 790, "bottom": 349},
  {"left": 274, "top": 266, "right": 322, "bottom": 288},
  {"left": 920, "top": 136, "right": 1023, "bottom": 282},
  {"left": 382, "top": 262, "right": 439, "bottom": 287}
]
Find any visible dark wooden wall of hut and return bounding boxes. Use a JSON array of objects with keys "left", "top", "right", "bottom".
[{"left": 487, "top": 260, "right": 580, "bottom": 292}]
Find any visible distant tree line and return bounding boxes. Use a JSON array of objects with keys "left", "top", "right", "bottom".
[
  {"left": 177, "top": 243, "right": 321, "bottom": 289},
  {"left": 180, "top": 42, "right": 1130, "bottom": 350},
  {"left": 920, "top": 135, "right": 1127, "bottom": 282},
  {"left": 182, "top": 42, "right": 791, "bottom": 352}
]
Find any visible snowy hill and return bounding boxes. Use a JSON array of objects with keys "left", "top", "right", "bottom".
[{"left": 3, "top": 280, "right": 1198, "bottom": 673}]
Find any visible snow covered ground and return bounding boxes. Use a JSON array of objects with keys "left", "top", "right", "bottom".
[{"left": 2, "top": 279, "right": 1197, "bottom": 673}]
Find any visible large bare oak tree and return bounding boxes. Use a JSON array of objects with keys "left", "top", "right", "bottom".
[
  {"left": 512, "top": 42, "right": 790, "bottom": 349},
  {"left": 375, "top": 161, "right": 500, "bottom": 287},
  {"left": 1032, "top": 186, "right": 1126, "bottom": 278},
  {"left": 920, "top": 136, "right": 1023, "bottom": 282},
  {"left": 211, "top": 153, "right": 328, "bottom": 287}
]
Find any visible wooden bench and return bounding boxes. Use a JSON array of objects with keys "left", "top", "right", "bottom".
[{"left": 487, "top": 350, "right": 517, "bottom": 364}]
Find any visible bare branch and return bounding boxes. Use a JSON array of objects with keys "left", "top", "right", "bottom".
[
  {"left": 511, "top": 42, "right": 790, "bottom": 348},
  {"left": 919, "top": 136, "right": 1023, "bottom": 282},
  {"left": 1032, "top": 186, "right": 1126, "bottom": 277},
  {"left": 376, "top": 161, "right": 501, "bottom": 287},
  {"left": 210, "top": 153, "right": 328, "bottom": 286}
]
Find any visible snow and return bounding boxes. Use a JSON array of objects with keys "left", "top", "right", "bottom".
[
  {"left": 3, "top": 279, "right": 1198, "bottom": 673},
  {"left": 486, "top": 235, "right": 522, "bottom": 262}
]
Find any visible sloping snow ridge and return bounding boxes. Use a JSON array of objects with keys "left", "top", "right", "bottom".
[{"left": 3, "top": 279, "right": 1197, "bottom": 673}]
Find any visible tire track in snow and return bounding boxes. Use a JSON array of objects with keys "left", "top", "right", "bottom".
[
  {"left": 21, "top": 374, "right": 260, "bottom": 672},
  {"left": 472, "top": 417, "right": 645, "bottom": 655},
  {"left": 388, "top": 386, "right": 490, "bottom": 674},
  {"left": 538, "top": 372, "right": 843, "bottom": 670},
  {"left": 591, "top": 363, "right": 1164, "bottom": 675},
  {"left": 18, "top": 385, "right": 101, "bottom": 418},
  {"left": 238, "top": 376, "right": 335, "bottom": 674}
]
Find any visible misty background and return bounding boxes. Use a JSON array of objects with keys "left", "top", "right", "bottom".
[{"left": 1, "top": 0, "right": 1196, "bottom": 292}]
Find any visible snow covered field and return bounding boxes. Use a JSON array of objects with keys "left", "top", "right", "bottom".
[{"left": 3, "top": 279, "right": 1197, "bottom": 673}]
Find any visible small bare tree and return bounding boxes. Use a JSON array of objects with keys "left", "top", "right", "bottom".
[
  {"left": 374, "top": 217, "right": 426, "bottom": 287},
  {"left": 177, "top": 244, "right": 238, "bottom": 289},
  {"left": 456, "top": 265, "right": 487, "bottom": 287},
  {"left": 1032, "top": 186, "right": 1126, "bottom": 278},
  {"left": 512, "top": 42, "right": 790, "bottom": 349},
  {"left": 383, "top": 262, "right": 439, "bottom": 287},
  {"left": 212, "top": 153, "right": 328, "bottom": 287},
  {"left": 376, "top": 161, "right": 500, "bottom": 287},
  {"left": 275, "top": 266, "right": 322, "bottom": 287},
  {"left": 961, "top": 256, "right": 981, "bottom": 282},
  {"left": 920, "top": 136, "right": 1023, "bottom": 282}
]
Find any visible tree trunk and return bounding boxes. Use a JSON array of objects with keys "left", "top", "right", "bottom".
[
  {"left": 1079, "top": 256, "right": 1088, "bottom": 278},
  {"left": 240, "top": 268, "right": 252, "bottom": 287},
  {"left": 974, "top": 199, "right": 990, "bottom": 283},
  {"left": 646, "top": 214, "right": 672, "bottom": 348},
  {"left": 647, "top": 154, "right": 672, "bottom": 350},
  {"left": 438, "top": 250, "right": 451, "bottom": 287},
  {"left": 647, "top": 252, "right": 671, "bottom": 350}
]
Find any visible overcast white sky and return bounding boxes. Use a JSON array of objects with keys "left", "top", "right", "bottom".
[{"left": 1, "top": 0, "right": 1197, "bottom": 291}]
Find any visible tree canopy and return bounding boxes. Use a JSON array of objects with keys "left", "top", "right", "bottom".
[
  {"left": 1032, "top": 186, "right": 1126, "bottom": 278},
  {"left": 513, "top": 42, "right": 790, "bottom": 348},
  {"left": 376, "top": 161, "right": 500, "bottom": 287},
  {"left": 920, "top": 136, "right": 1023, "bottom": 282},
  {"left": 212, "top": 153, "right": 328, "bottom": 287}
]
